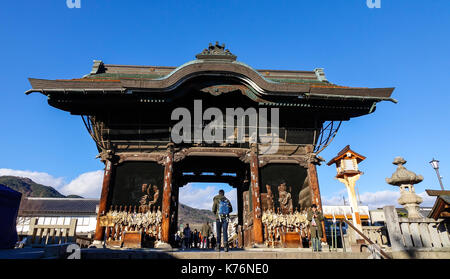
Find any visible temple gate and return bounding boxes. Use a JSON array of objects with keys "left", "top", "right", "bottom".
[{"left": 26, "top": 42, "right": 395, "bottom": 248}]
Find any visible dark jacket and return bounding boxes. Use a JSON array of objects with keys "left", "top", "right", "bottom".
[
  {"left": 183, "top": 227, "right": 191, "bottom": 239},
  {"left": 212, "top": 194, "right": 233, "bottom": 219}
]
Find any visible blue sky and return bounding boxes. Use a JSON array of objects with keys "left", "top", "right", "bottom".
[{"left": 0, "top": 0, "right": 449, "bottom": 209}]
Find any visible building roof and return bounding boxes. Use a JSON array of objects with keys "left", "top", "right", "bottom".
[
  {"left": 18, "top": 197, "right": 99, "bottom": 216},
  {"left": 425, "top": 189, "right": 450, "bottom": 196},
  {"left": 25, "top": 43, "right": 396, "bottom": 114},
  {"left": 428, "top": 195, "right": 450, "bottom": 220},
  {"left": 27, "top": 61, "right": 395, "bottom": 97}
]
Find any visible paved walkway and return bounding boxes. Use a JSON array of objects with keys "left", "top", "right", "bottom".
[
  {"left": 81, "top": 248, "right": 372, "bottom": 259},
  {"left": 3, "top": 246, "right": 449, "bottom": 259}
]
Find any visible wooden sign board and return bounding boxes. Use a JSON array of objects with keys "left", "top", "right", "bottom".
[
  {"left": 122, "top": 231, "right": 142, "bottom": 248},
  {"left": 282, "top": 232, "right": 303, "bottom": 248}
]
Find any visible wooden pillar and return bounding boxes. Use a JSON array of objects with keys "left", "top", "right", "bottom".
[
  {"left": 307, "top": 162, "right": 327, "bottom": 242},
  {"left": 94, "top": 159, "right": 113, "bottom": 242},
  {"left": 250, "top": 145, "right": 263, "bottom": 244},
  {"left": 161, "top": 144, "right": 174, "bottom": 244}
]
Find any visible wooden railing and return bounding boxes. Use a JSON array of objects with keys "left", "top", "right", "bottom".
[
  {"left": 343, "top": 219, "right": 391, "bottom": 259},
  {"left": 76, "top": 235, "right": 93, "bottom": 248},
  {"left": 27, "top": 217, "right": 77, "bottom": 246},
  {"left": 361, "top": 226, "right": 389, "bottom": 247},
  {"left": 383, "top": 206, "right": 450, "bottom": 251}
]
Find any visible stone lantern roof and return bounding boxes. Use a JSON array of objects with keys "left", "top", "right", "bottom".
[{"left": 386, "top": 157, "right": 423, "bottom": 186}]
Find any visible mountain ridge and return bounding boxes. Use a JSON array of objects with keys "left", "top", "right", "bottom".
[{"left": 0, "top": 176, "right": 68, "bottom": 198}]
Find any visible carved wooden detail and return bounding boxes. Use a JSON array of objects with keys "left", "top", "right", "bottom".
[
  {"left": 116, "top": 153, "right": 166, "bottom": 165},
  {"left": 258, "top": 155, "right": 310, "bottom": 168}
]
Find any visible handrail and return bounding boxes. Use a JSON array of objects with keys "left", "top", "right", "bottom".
[{"left": 342, "top": 219, "right": 391, "bottom": 259}]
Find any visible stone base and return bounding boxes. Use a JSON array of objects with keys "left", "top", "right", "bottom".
[
  {"left": 350, "top": 239, "right": 366, "bottom": 253},
  {"left": 154, "top": 241, "right": 172, "bottom": 249},
  {"left": 251, "top": 243, "right": 267, "bottom": 248},
  {"left": 402, "top": 203, "right": 423, "bottom": 219},
  {"left": 88, "top": 240, "right": 105, "bottom": 248}
]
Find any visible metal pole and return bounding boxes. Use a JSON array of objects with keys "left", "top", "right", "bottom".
[
  {"left": 331, "top": 222, "right": 334, "bottom": 251},
  {"left": 339, "top": 220, "right": 346, "bottom": 252},
  {"left": 435, "top": 168, "right": 445, "bottom": 190},
  {"left": 334, "top": 222, "right": 338, "bottom": 251}
]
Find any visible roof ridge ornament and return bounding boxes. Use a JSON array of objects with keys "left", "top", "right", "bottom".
[
  {"left": 195, "top": 42, "right": 237, "bottom": 61},
  {"left": 314, "top": 68, "right": 328, "bottom": 82},
  {"left": 89, "top": 60, "right": 105, "bottom": 75}
]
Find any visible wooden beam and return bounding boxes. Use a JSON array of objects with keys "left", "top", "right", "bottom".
[
  {"left": 307, "top": 162, "right": 326, "bottom": 242},
  {"left": 161, "top": 145, "right": 174, "bottom": 244},
  {"left": 250, "top": 146, "right": 263, "bottom": 244},
  {"left": 383, "top": 206, "right": 404, "bottom": 251},
  {"left": 94, "top": 160, "right": 113, "bottom": 242}
]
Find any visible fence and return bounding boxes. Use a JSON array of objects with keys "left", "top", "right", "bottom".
[
  {"left": 26, "top": 217, "right": 77, "bottom": 246},
  {"left": 383, "top": 206, "right": 450, "bottom": 251},
  {"left": 361, "top": 226, "right": 389, "bottom": 247}
]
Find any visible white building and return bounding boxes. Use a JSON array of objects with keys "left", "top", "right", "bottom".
[
  {"left": 16, "top": 197, "right": 99, "bottom": 236},
  {"left": 322, "top": 205, "right": 370, "bottom": 222}
]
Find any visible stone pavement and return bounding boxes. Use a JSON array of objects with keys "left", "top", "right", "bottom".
[
  {"left": 81, "top": 248, "right": 372, "bottom": 259},
  {"left": 2, "top": 246, "right": 450, "bottom": 259}
]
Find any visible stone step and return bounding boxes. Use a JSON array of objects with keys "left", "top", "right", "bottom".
[
  {"left": 80, "top": 248, "right": 373, "bottom": 259},
  {"left": 0, "top": 248, "right": 45, "bottom": 259},
  {"left": 171, "top": 251, "right": 372, "bottom": 259}
]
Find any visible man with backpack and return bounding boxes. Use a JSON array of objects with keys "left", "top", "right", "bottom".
[{"left": 212, "top": 189, "right": 233, "bottom": 252}]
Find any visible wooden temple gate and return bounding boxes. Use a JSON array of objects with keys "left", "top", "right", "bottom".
[
  {"left": 91, "top": 146, "right": 325, "bottom": 247},
  {"left": 26, "top": 42, "right": 395, "bottom": 248}
]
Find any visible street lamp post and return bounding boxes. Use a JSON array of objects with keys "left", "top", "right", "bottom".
[{"left": 429, "top": 158, "right": 445, "bottom": 190}]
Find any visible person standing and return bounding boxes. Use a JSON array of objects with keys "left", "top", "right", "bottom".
[
  {"left": 174, "top": 231, "right": 181, "bottom": 248},
  {"left": 307, "top": 204, "right": 324, "bottom": 252},
  {"left": 183, "top": 223, "right": 191, "bottom": 250},
  {"left": 201, "top": 221, "right": 212, "bottom": 249},
  {"left": 212, "top": 189, "right": 233, "bottom": 252},
  {"left": 193, "top": 229, "right": 199, "bottom": 248},
  {"left": 210, "top": 234, "right": 216, "bottom": 249}
]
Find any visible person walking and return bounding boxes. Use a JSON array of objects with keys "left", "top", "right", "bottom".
[
  {"left": 307, "top": 204, "right": 324, "bottom": 252},
  {"left": 201, "top": 221, "right": 212, "bottom": 249},
  {"left": 183, "top": 223, "right": 191, "bottom": 250},
  {"left": 212, "top": 189, "right": 233, "bottom": 252}
]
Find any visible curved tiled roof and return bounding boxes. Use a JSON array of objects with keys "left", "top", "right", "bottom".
[{"left": 25, "top": 44, "right": 396, "bottom": 105}]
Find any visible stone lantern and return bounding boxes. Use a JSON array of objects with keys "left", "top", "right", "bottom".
[
  {"left": 386, "top": 157, "right": 423, "bottom": 219},
  {"left": 327, "top": 145, "right": 366, "bottom": 233}
]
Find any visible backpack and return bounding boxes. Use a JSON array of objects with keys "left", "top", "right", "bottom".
[{"left": 218, "top": 198, "right": 230, "bottom": 215}]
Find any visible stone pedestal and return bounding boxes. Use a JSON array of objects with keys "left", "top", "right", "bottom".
[
  {"left": 398, "top": 184, "right": 423, "bottom": 218},
  {"left": 154, "top": 241, "right": 172, "bottom": 249}
]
